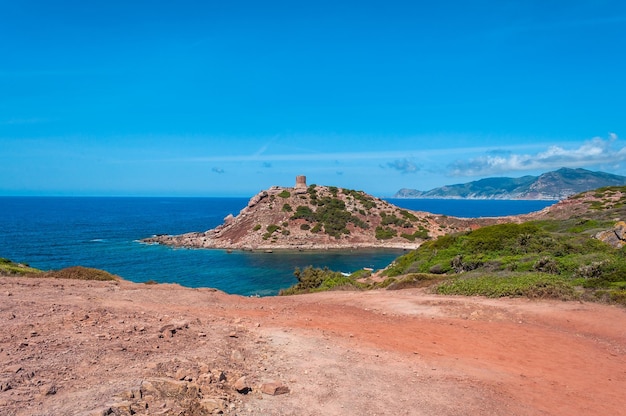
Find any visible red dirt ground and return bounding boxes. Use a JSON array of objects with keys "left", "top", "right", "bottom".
[{"left": 1, "top": 277, "right": 625, "bottom": 415}]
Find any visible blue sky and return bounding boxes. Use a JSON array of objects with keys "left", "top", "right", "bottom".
[{"left": 1, "top": 1, "right": 625, "bottom": 196}]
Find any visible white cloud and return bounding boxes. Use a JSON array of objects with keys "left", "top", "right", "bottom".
[
  {"left": 387, "top": 158, "right": 420, "bottom": 174},
  {"left": 448, "top": 134, "right": 624, "bottom": 177}
]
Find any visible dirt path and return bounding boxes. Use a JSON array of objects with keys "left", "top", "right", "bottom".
[{"left": 1, "top": 277, "right": 625, "bottom": 415}]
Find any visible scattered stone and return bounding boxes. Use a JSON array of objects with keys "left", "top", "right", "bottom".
[
  {"left": 118, "top": 389, "right": 139, "bottom": 400},
  {"left": 108, "top": 401, "right": 133, "bottom": 414},
  {"left": 175, "top": 369, "right": 189, "bottom": 381},
  {"left": 159, "top": 321, "right": 189, "bottom": 338},
  {"left": 213, "top": 370, "right": 227, "bottom": 383},
  {"left": 200, "top": 398, "right": 225, "bottom": 413},
  {"left": 40, "top": 383, "right": 57, "bottom": 396},
  {"left": 5, "top": 365, "right": 22, "bottom": 373},
  {"left": 596, "top": 221, "right": 626, "bottom": 248},
  {"left": 197, "top": 373, "right": 214, "bottom": 385},
  {"left": 234, "top": 376, "right": 251, "bottom": 394},
  {"left": 230, "top": 349, "right": 244, "bottom": 362},
  {"left": 261, "top": 381, "right": 290, "bottom": 396}
]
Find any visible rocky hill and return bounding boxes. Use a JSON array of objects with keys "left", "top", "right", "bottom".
[
  {"left": 143, "top": 176, "right": 509, "bottom": 250},
  {"left": 394, "top": 168, "right": 626, "bottom": 200}
]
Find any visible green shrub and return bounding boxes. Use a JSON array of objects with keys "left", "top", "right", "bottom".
[
  {"left": 279, "top": 266, "right": 367, "bottom": 295},
  {"left": 381, "top": 214, "right": 404, "bottom": 226},
  {"left": 386, "top": 273, "right": 442, "bottom": 290},
  {"left": 0, "top": 258, "right": 42, "bottom": 276},
  {"left": 399, "top": 210, "right": 418, "bottom": 221},
  {"left": 277, "top": 190, "right": 291, "bottom": 198},
  {"left": 349, "top": 269, "right": 372, "bottom": 279},
  {"left": 263, "top": 224, "right": 280, "bottom": 240},
  {"left": 401, "top": 229, "right": 429, "bottom": 241},
  {"left": 282, "top": 203, "right": 293, "bottom": 212},
  {"left": 292, "top": 196, "right": 368, "bottom": 238},
  {"left": 266, "top": 224, "right": 280, "bottom": 233},
  {"left": 610, "top": 290, "right": 626, "bottom": 306},
  {"left": 291, "top": 206, "right": 316, "bottom": 222},
  {"left": 375, "top": 226, "right": 396, "bottom": 240},
  {"left": 436, "top": 272, "right": 575, "bottom": 300}
]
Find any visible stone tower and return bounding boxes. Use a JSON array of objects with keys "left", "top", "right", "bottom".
[{"left": 295, "top": 175, "right": 307, "bottom": 192}]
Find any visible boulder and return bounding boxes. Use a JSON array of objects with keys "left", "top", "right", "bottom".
[
  {"left": 260, "top": 381, "right": 290, "bottom": 395},
  {"left": 233, "top": 376, "right": 250, "bottom": 394},
  {"left": 247, "top": 191, "right": 268, "bottom": 208}
]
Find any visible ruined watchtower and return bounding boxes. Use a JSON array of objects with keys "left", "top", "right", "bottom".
[{"left": 294, "top": 175, "right": 307, "bottom": 193}]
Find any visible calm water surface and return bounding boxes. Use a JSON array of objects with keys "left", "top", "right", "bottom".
[{"left": 0, "top": 197, "right": 555, "bottom": 295}]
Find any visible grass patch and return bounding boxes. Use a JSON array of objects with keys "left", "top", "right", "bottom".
[
  {"left": 375, "top": 226, "right": 397, "bottom": 240},
  {"left": 386, "top": 273, "right": 443, "bottom": 290},
  {"left": 279, "top": 266, "right": 364, "bottom": 295},
  {"left": 43, "top": 266, "right": 119, "bottom": 281},
  {"left": 0, "top": 258, "right": 43, "bottom": 276},
  {"left": 1, "top": 258, "right": 118, "bottom": 281},
  {"left": 435, "top": 272, "right": 576, "bottom": 300}
]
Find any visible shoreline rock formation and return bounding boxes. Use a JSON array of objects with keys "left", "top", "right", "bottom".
[{"left": 143, "top": 176, "right": 530, "bottom": 251}]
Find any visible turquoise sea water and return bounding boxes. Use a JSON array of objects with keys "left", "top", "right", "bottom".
[{"left": 0, "top": 197, "right": 555, "bottom": 295}]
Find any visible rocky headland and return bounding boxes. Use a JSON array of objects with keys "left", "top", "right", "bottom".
[{"left": 143, "top": 176, "right": 525, "bottom": 251}]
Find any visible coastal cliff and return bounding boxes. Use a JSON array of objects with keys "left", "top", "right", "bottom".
[{"left": 143, "top": 176, "right": 511, "bottom": 250}]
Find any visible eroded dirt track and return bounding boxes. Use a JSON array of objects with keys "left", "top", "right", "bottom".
[{"left": 1, "top": 277, "right": 625, "bottom": 415}]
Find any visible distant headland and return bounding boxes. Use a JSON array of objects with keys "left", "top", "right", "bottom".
[{"left": 394, "top": 168, "right": 626, "bottom": 200}]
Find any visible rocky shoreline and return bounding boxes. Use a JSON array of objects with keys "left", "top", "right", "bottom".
[
  {"left": 142, "top": 232, "right": 421, "bottom": 251},
  {"left": 142, "top": 177, "right": 519, "bottom": 252}
]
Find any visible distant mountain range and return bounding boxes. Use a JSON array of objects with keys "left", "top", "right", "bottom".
[{"left": 394, "top": 168, "right": 626, "bottom": 200}]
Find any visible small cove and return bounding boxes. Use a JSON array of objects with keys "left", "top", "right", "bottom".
[{"left": 0, "top": 197, "right": 555, "bottom": 295}]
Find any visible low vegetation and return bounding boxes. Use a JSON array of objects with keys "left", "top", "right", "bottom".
[
  {"left": 379, "top": 216, "right": 626, "bottom": 305},
  {"left": 0, "top": 258, "right": 42, "bottom": 276},
  {"left": 43, "top": 266, "right": 119, "bottom": 281},
  {"left": 1, "top": 259, "right": 119, "bottom": 281},
  {"left": 291, "top": 195, "right": 369, "bottom": 239},
  {"left": 281, "top": 187, "right": 626, "bottom": 306},
  {"left": 279, "top": 266, "right": 365, "bottom": 295}
]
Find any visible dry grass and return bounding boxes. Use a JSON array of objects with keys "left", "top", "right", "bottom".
[{"left": 42, "top": 266, "right": 119, "bottom": 281}]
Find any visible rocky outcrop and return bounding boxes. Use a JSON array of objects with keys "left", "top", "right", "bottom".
[
  {"left": 144, "top": 178, "right": 626, "bottom": 252},
  {"left": 142, "top": 180, "right": 506, "bottom": 251},
  {"left": 595, "top": 221, "right": 626, "bottom": 248}
]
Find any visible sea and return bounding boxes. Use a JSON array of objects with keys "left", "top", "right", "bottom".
[{"left": 0, "top": 197, "right": 555, "bottom": 296}]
